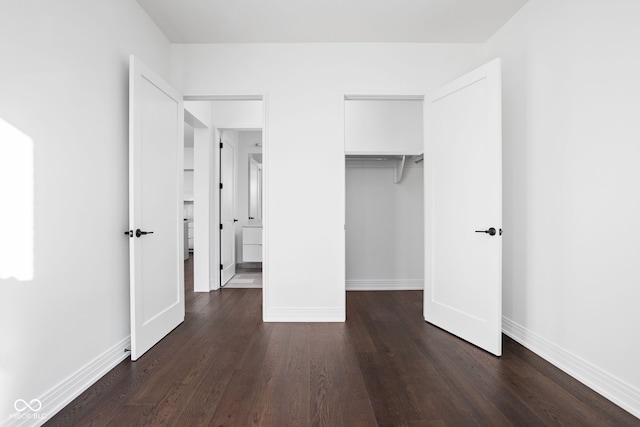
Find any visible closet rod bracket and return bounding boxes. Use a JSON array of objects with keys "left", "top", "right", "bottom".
[{"left": 394, "top": 155, "right": 406, "bottom": 184}]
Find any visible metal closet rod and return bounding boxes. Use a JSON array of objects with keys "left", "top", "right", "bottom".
[{"left": 345, "top": 154, "right": 422, "bottom": 161}]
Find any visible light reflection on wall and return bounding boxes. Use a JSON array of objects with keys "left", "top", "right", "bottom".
[{"left": 0, "top": 118, "right": 34, "bottom": 281}]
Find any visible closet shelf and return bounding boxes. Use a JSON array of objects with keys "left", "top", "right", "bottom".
[{"left": 345, "top": 153, "right": 423, "bottom": 184}]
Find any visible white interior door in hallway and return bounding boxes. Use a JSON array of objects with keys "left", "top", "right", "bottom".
[
  {"left": 128, "top": 55, "right": 185, "bottom": 361},
  {"left": 220, "top": 137, "right": 237, "bottom": 285}
]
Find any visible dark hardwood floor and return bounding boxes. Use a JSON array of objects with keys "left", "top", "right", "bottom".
[{"left": 47, "top": 257, "right": 638, "bottom": 426}]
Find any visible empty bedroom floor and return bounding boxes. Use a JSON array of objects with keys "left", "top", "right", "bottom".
[{"left": 46, "top": 258, "right": 638, "bottom": 426}]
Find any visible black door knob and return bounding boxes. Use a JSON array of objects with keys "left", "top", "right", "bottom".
[
  {"left": 475, "top": 227, "right": 497, "bottom": 236},
  {"left": 135, "top": 229, "right": 154, "bottom": 238},
  {"left": 233, "top": 219, "right": 239, "bottom": 223}
]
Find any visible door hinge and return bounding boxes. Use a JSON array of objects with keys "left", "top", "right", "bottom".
[
  {"left": 220, "top": 224, "right": 223, "bottom": 230},
  {"left": 220, "top": 142, "right": 223, "bottom": 149},
  {"left": 220, "top": 264, "right": 224, "bottom": 270},
  {"left": 219, "top": 183, "right": 223, "bottom": 189}
]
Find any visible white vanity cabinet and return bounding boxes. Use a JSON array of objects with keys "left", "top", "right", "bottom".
[
  {"left": 187, "top": 221, "right": 194, "bottom": 251},
  {"left": 242, "top": 225, "right": 262, "bottom": 262}
]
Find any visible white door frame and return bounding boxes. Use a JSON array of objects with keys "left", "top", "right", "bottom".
[{"left": 183, "top": 94, "right": 267, "bottom": 310}]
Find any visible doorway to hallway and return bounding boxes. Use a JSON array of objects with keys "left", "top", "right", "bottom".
[
  {"left": 220, "top": 129, "right": 263, "bottom": 289},
  {"left": 182, "top": 98, "right": 265, "bottom": 294}
]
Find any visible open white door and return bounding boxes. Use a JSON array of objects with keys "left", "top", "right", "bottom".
[
  {"left": 128, "top": 56, "right": 184, "bottom": 361},
  {"left": 424, "top": 58, "right": 502, "bottom": 356},
  {"left": 220, "top": 139, "right": 236, "bottom": 285}
]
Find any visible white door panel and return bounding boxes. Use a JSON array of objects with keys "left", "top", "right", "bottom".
[
  {"left": 424, "top": 58, "right": 502, "bottom": 356},
  {"left": 221, "top": 140, "right": 236, "bottom": 285},
  {"left": 129, "top": 55, "right": 184, "bottom": 361}
]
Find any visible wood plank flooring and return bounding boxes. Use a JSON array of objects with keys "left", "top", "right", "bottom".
[{"left": 46, "top": 257, "right": 639, "bottom": 426}]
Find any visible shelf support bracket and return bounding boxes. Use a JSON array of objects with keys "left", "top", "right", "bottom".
[{"left": 394, "top": 155, "right": 406, "bottom": 184}]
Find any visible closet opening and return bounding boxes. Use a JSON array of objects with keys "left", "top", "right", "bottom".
[{"left": 344, "top": 96, "right": 425, "bottom": 316}]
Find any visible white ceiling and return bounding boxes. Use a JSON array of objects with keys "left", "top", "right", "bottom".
[{"left": 136, "top": 0, "right": 529, "bottom": 44}]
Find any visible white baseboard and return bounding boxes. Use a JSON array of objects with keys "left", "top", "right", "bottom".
[
  {"left": 3, "top": 336, "right": 131, "bottom": 427},
  {"left": 264, "top": 307, "right": 344, "bottom": 322},
  {"left": 346, "top": 279, "right": 423, "bottom": 291},
  {"left": 502, "top": 317, "right": 640, "bottom": 419}
]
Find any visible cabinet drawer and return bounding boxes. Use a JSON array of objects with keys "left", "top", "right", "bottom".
[
  {"left": 242, "top": 227, "right": 262, "bottom": 244},
  {"left": 243, "top": 244, "right": 262, "bottom": 262}
]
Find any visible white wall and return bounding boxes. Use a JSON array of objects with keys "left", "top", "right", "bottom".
[
  {"left": 183, "top": 146, "right": 194, "bottom": 199},
  {"left": 0, "top": 0, "right": 171, "bottom": 423},
  {"left": 171, "top": 43, "right": 485, "bottom": 321},
  {"left": 345, "top": 100, "right": 424, "bottom": 155},
  {"left": 346, "top": 160, "right": 424, "bottom": 290},
  {"left": 236, "top": 131, "right": 263, "bottom": 263},
  {"left": 485, "top": 0, "right": 640, "bottom": 417},
  {"left": 210, "top": 100, "right": 263, "bottom": 130}
]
